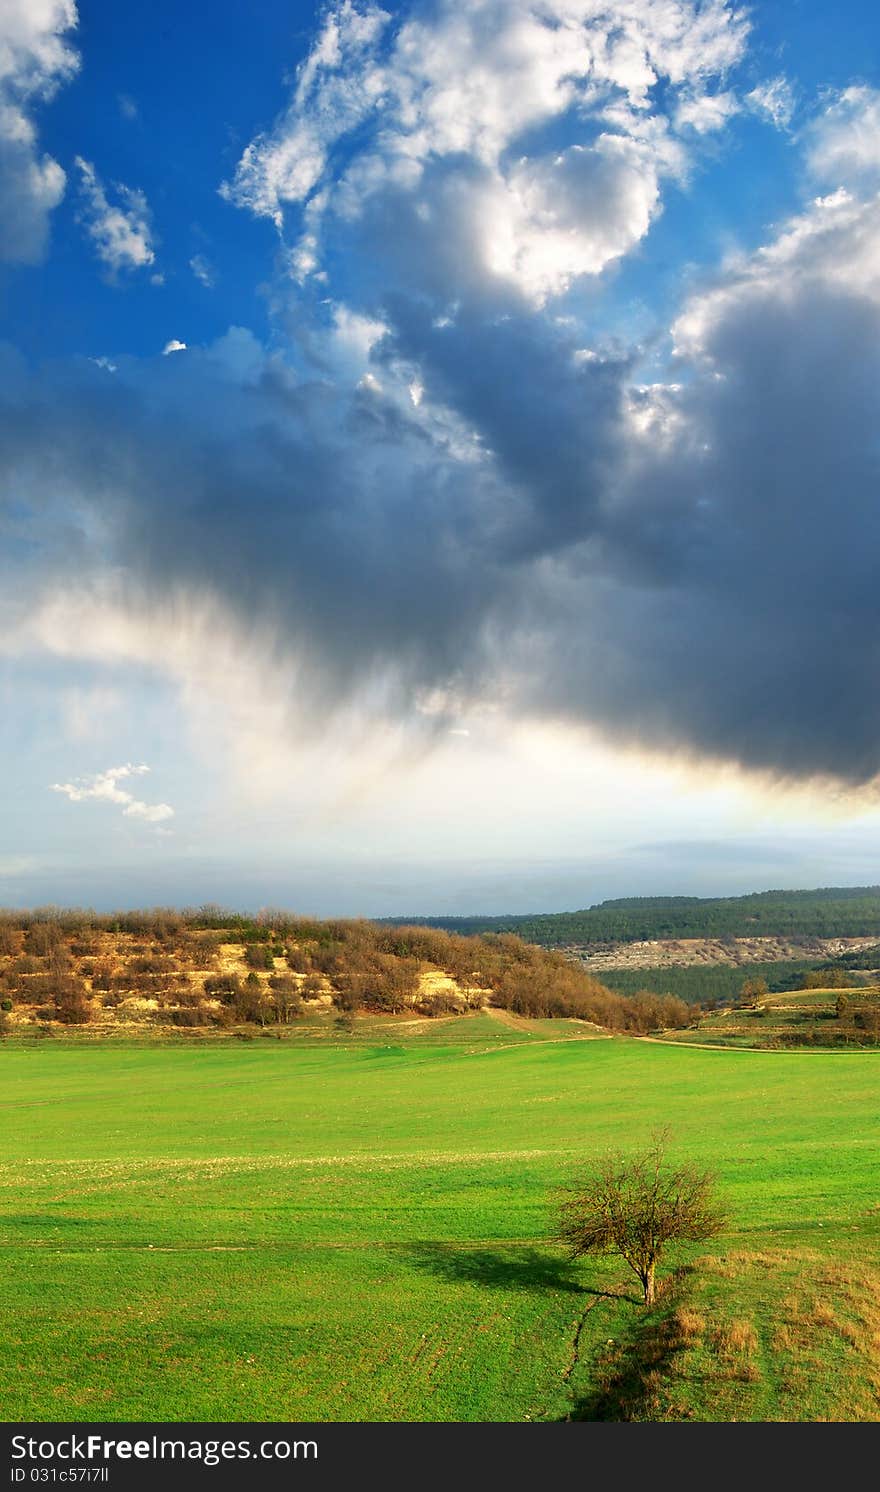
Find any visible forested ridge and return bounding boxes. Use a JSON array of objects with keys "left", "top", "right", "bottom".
[{"left": 385, "top": 887, "right": 880, "bottom": 946}]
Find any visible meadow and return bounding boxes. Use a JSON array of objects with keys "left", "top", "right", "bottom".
[{"left": 2, "top": 1013, "right": 880, "bottom": 1422}]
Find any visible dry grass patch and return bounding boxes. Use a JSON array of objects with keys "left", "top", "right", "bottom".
[
  {"left": 809, "top": 1299, "right": 838, "bottom": 1331},
  {"left": 718, "top": 1318, "right": 759, "bottom": 1355},
  {"left": 671, "top": 1306, "right": 705, "bottom": 1343},
  {"left": 710, "top": 1317, "right": 760, "bottom": 1381}
]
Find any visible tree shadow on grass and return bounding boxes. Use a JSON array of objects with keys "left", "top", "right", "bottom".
[
  {"left": 562, "top": 1270, "right": 695, "bottom": 1421},
  {"left": 396, "top": 1241, "right": 634, "bottom": 1297}
]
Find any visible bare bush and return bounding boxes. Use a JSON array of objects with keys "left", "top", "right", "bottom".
[{"left": 554, "top": 1134, "right": 727, "bottom": 1306}]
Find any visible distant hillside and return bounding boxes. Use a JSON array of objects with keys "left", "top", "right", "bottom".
[
  {"left": 0, "top": 908, "right": 691, "bottom": 1036},
  {"left": 384, "top": 886, "right": 880, "bottom": 947},
  {"left": 662, "top": 983, "right": 880, "bottom": 1050}
]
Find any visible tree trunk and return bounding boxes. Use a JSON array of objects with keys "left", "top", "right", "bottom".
[{"left": 643, "top": 1262, "right": 656, "bottom": 1307}]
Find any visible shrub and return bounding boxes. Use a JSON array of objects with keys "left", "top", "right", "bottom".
[
  {"left": 69, "top": 939, "right": 100, "bottom": 958},
  {"left": 171, "top": 986, "right": 204, "bottom": 1008},
  {"left": 419, "top": 992, "right": 460, "bottom": 1016},
  {"left": 203, "top": 974, "right": 242, "bottom": 1002},
  {"left": 0, "top": 922, "right": 20, "bottom": 956},
  {"left": 233, "top": 982, "right": 273, "bottom": 1025},
  {"left": 53, "top": 981, "right": 92, "bottom": 1024},
  {"left": 24, "top": 924, "right": 64, "bottom": 958},
  {"left": 554, "top": 1134, "right": 727, "bottom": 1306},
  {"left": 268, "top": 975, "right": 303, "bottom": 1023},
  {"left": 245, "top": 945, "right": 275, "bottom": 970},
  {"left": 128, "top": 955, "right": 178, "bottom": 975},
  {"left": 169, "top": 1007, "right": 209, "bottom": 1027},
  {"left": 11, "top": 956, "right": 40, "bottom": 976}
]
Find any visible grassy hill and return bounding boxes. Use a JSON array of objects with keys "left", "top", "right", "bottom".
[
  {"left": 660, "top": 985, "right": 880, "bottom": 1050},
  {"left": 2, "top": 1024, "right": 879, "bottom": 1421},
  {"left": 388, "top": 886, "right": 880, "bottom": 946}
]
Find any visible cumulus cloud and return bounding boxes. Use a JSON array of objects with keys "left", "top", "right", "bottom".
[
  {"left": 806, "top": 86, "right": 880, "bottom": 187},
  {"left": 223, "top": 0, "right": 748, "bottom": 304},
  {"left": 4, "top": 1, "right": 880, "bottom": 796},
  {"left": 675, "top": 89, "right": 739, "bottom": 133},
  {"left": 75, "top": 156, "right": 156, "bottom": 275},
  {"left": 50, "top": 764, "right": 174, "bottom": 824},
  {"left": 481, "top": 131, "right": 686, "bottom": 302},
  {"left": 0, "top": 0, "right": 78, "bottom": 263}
]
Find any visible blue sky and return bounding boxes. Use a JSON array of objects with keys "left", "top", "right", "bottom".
[{"left": 1, "top": 0, "right": 879, "bottom": 914}]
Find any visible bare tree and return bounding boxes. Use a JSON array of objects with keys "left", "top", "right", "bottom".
[{"left": 554, "top": 1134, "right": 727, "bottom": 1306}]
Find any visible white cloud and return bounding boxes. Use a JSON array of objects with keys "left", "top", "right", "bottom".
[
  {"left": 484, "top": 130, "right": 685, "bottom": 302},
  {"left": 50, "top": 763, "right": 174, "bottom": 825},
  {"left": 75, "top": 156, "right": 156, "bottom": 275},
  {"left": 224, "top": 0, "right": 749, "bottom": 304},
  {"left": 672, "top": 186, "right": 880, "bottom": 360},
  {"left": 220, "top": 0, "right": 390, "bottom": 227},
  {"left": 806, "top": 86, "right": 880, "bottom": 187},
  {"left": 162, "top": 339, "right": 187, "bottom": 355},
  {"left": 746, "top": 76, "right": 794, "bottom": 130},
  {"left": 189, "top": 253, "right": 215, "bottom": 287},
  {"left": 0, "top": 0, "right": 79, "bottom": 263},
  {"left": 675, "top": 89, "right": 739, "bottom": 133},
  {"left": 330, "top": 303, "right": 388, "bottom": 372}
]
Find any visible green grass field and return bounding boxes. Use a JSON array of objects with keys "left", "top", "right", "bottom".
[
  {"left": 660, "top": 986, "right": 880, "bottom": 1049},
  {"left": 2, "top": 1014, "right": 880, "bottom": 1421}
]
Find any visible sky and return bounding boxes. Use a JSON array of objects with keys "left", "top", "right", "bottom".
[{"left": 1, "top": 0, "right": 880, "bottom": 916}]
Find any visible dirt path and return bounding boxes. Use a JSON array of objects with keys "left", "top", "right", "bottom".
[
  {"left": 464, "top": 1007, "right": 610, "bottom": 1056},
  {"left": 484, "top": 1006, "right": 608, "bottom": 1038}
]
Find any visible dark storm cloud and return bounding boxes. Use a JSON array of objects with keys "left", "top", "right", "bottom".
[
  {"left": 543, "top": 275, "right": 880, "bottom": 782},
  {"left": 379, "top": 297, "right": 631, "bottom": 558},
  {"left": 0, "top": 334, "right": 516, "bottom": 713},
  {"left": 3, "top": 183, "right": 880, "bottom": 782}
]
